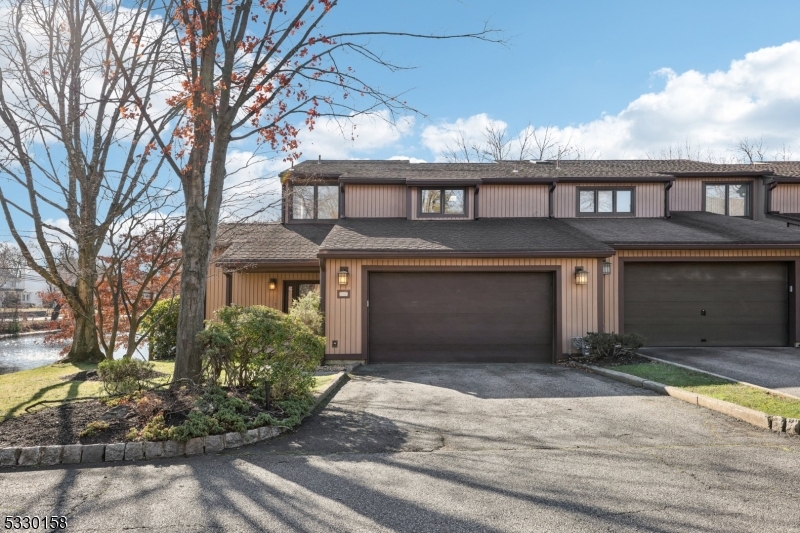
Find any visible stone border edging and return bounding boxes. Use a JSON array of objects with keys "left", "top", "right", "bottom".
[
  {"left": 573, "top": 363, "right": 800, "bottom": 436},
  {"left": 0, "top": 366, "right": 356, "bottom": 469}
]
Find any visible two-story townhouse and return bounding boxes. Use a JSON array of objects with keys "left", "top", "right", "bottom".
[{"left": 206, "top": 159, "right": 800, "bottom": 364}]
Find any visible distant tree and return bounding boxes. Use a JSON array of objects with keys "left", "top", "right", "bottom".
[{"left": 0, "top": 0, "right": 172, "bottom": 362}]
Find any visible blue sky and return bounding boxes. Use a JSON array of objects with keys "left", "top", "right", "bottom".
[
  {"left": 285, "top": 0, "right": 800, "bottom": 163},
  {"left": 4, "top": 0, "right": 800, "bottom": 242}
]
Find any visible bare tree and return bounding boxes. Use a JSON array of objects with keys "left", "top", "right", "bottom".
[
  {"left": 773, "top": 144, "right": 795, "bottom": 162},
  {"left": 0, "top": 0, "right": 174, "bottom": 361},
  {"left": 92, "top": 0, "right": 503, "bottom": 382},
  {"left": 0, "top": 242, "right": 25, "bottom": 290},
  {"left": 738, "top": 136, "right": 766, "bottom": 163}
]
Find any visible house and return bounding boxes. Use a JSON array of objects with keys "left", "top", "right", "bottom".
[{"left": 206, "top": 159, "right": 800, "bottom": 364}]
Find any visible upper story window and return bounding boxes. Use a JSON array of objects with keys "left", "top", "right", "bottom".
[
  {"left": 704, "top": 183, "right": 751, "bottom": 217},
  {"left": 577, "top": 188, "right": 634, "bottom": 216},
  {"left": 292, "top": 184, "right": 338, "bottom": 220},
  {"left": 420, "top": 188, "right": 467, "bottom": 216}
]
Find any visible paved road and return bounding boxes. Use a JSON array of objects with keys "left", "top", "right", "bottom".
[
  {"left": 1, "top": 364, "right": 799, "bottom": 532},
  {"left": 640, "top": 347, "right": 800, "bottom": 397}
]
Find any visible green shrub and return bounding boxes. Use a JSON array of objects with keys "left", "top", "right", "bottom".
[
  {"left": 80, "top": 420, "right": 110, "bottom": 438},
  {"left": 140, "top": 296, "right": 180, "bottom": 360},
  {"left": 583, "top": 332, "right": 646, "bottom": 359},
  {"left": 198, "top": 305, "right": 324, "bottom": 398},
  {"left": 97, "top": 358, "right": 156, "bottom": 395},
  {"left": 169, "top": 411, "right": 224, "bottom": 442},
  {"left": 289, "top": 291, "right": 324, "bottom": 336}
]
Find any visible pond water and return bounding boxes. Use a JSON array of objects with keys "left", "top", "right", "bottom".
[{"left": 0, "top": 335, "right": 148, "bottom": 375}]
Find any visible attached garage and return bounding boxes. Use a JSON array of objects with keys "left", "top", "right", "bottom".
[
  {"left": 367, "top": 271, "right": 555, "bottom": 363},
  {"left": 623, "top": 261, "right": 790, "bottom": 346}
]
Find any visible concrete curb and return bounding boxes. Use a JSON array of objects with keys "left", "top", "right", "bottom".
[
  {"left": 0, "top": 368, "right": 356, "bottom": 469},
  {"left": 574, "top": 362, "right": 795, "bottom": 434},
  {"left": 638, "top": 354, "right": 800, "bottom": 402}
]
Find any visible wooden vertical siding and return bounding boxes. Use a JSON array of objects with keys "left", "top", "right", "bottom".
[
  {"left": 205, "top": 270, "right": 320, "bottom": 319},
  {"left": 602, "top": 248, "right": 800, "bottom": 334},
  {"left": 669, "top": 177, "right": 754, "bottom": 211},
  {"left": 324, "top": 257, "right": 600, "bottom": 358},
  {"left": 345, "top": 185, "right": 406, "bottom": 217},
  {"left": 410, "top": 187, "right": 475, "bottom": 220},
  {"left": 553, "top": 183, "right": 664, "bottom": 218},
  {"left": 772, "top": 183, "right": 800, "bottom": 213},
  {"left": 480, "top": 184, "right": 549, "bottom": 217},
  {"left": 205, "top": 262, "right": 227, "bottom": 320}
]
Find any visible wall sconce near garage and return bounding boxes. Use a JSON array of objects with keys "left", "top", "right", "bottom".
[
  {"left": 338, "top": 267, "right": 349, "bottom": 286},
  {"left": 602, "top": 261, "right": 612, "bottom": 276},
  {"left": 268, "top": 278, "right": 277, "bottom": 290},
  {"left": 574, "top": 266, "right": 589, "bottom": 285}
]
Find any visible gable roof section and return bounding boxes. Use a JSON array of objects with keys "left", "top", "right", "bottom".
[
  {"left": 215, "top": 223, "right": 333, "bottom": 267},
  {"left": 563, "top": 212, "right": 800, "bottom": 248},
  {"left": 318, "top": 218, "right": 614, "bottom": 258}
]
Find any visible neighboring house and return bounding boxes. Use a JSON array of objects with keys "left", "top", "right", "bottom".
[
  {"left": 0, "top": 268, "right": 39, "bottom": 308},
  {"left": 207, "top": 159, "right": 800, "bottom": 364}
]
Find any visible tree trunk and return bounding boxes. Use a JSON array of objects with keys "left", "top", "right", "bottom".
[
  {"left": 173, "top": 204, "right": 211, "bottom": 385},
  {"left": 66, "top": 276, "right": 104, "bottom": 363}
]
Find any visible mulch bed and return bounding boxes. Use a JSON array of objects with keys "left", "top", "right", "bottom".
[{"left": 0, "top": 385, "right": 281, "bottom": 448}]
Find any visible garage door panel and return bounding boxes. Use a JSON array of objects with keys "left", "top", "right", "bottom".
[
  {"left": 625, "top": 281, "right": 788, "bottom": 302},
  {"left": 369, "top": 313, "right": 554, "bottom": 343},
  {"left": 632, "top": 324, "right": 788, "bottom": 347},
  {"left": 369, "top": 272, "right": 554, "bottom": 363},
  {"left": 625, "top": 301, "right": 788, "bottom": 325},
  {"left": 624, "top": 262, "right": 788, "bottom": 347}
]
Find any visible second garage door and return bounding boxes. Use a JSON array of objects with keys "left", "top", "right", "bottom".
[
  {"left": 624, "top": 262, "right": 789, "bottom": 346},
  {"left": 368, "top": 272, "right": 554, "bottom": 363}
]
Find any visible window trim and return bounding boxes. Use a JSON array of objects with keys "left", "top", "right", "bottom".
[
  {"left": 288, "top": 181, "right": 340, "bottom": 222},
  {"left": 417, "top": 187, "right": 470, "bottom": 218},
  {"left": 575, "top": 187, "right": 636, "bottom": 217},
  {"left": 701, "top": 181, "right": 753, "bottom": 218}
]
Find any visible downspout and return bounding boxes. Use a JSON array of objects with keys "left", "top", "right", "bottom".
[
  {"left": 319, "top": 258, "right": 326, "bottom": 341},
  {"left": 474, "top": 183, "right": 480, "bottom": 220},
  {"left": 766, "top": 180, "right": 778, "bottom": 214},
  {"left": 339, "top": 183, "right": 346, "bottom": 219},
  {"left": 664, "top": 181, "right": 673, "bottom": 219},
  {"left": 548, "top": 182, "right": 557, "bottom": 218},
  {"left": 281, "top": 181, "right": 287, "bottom": 223}
]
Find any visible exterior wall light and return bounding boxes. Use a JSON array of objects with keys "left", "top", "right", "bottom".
[
  {"left": 268, "top": 278, "right": 277, "bottom": 290},
  {"left": 574, "top": 267, "right": 589, "bottom": 285},
  {"left": 602, "top": 261, "right": 612, "bottom": 276},
  {"left": 338, "top": 267, "right": 349, "bottom": 286}
]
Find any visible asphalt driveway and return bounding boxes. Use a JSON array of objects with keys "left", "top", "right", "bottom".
[
  {"left": 640, "top": 347, "right": 800, "bottom": 397},
  {"left": 1, "top": 364, "right": 799, "bottom": 532}
]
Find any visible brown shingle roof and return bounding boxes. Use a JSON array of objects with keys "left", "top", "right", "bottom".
[
  {"left": 318, "top": 218, "right": 614, "bottom": 256},
  {"left": 215, "top": 223, "right": 333, "bottom": 266},
  {"left": 563, "top": 212, "right": 800, "bottom": 247},
  {"left": 285, "top": 159, "right": 790, "bottom": 181}
]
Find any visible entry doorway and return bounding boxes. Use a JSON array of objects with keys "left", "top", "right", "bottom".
[{"left": 283, "top": 281, "right": 320, "bottom": 312}]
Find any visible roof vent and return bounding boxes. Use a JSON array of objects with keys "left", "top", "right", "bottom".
[{"left": 318, "top": 155, "right": 321, "bottom": 164}]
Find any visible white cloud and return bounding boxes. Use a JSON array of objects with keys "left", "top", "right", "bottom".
[
  {"left": 389, "top": 155, "right": 427, "bottom": 164},
  {"left": 421, "top": 41, "right": 800, "bottom": 160},
  {"left": 420, "top": 113, "right": 507, "bottom": 160},
  {"left": 297, "top": 112, "right": 415, "bottom": 160}
]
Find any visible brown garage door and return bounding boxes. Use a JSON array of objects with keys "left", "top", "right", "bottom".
[
  {"left": 368, "top": 272, "right": 554, "bottom": 363},
  {"left": 624, "top": 262, "right": 789, "bottom": 346}
]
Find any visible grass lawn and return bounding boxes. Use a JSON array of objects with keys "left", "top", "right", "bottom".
[
  {"left": 312, "top": 373, "right": 338, "bottom": 393},
  {"left": 0, "top": 361, "right": 175, "bottom": 421},
  {"left": 613, "top": 362, "right": 800, "bottom": 419}
]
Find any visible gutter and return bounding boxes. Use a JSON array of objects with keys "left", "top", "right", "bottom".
[
  {"left": 664, "top": 170, "right": 775, "bottom": 177},
  {"left": 609, "top": 243, "right": 800, "bottom": 250},
  {"left": 317, "top": 250, "right": 616, "bottom": 259},
  {"left": 765, "top": 179, "right": 779, "bottom": 214}
]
